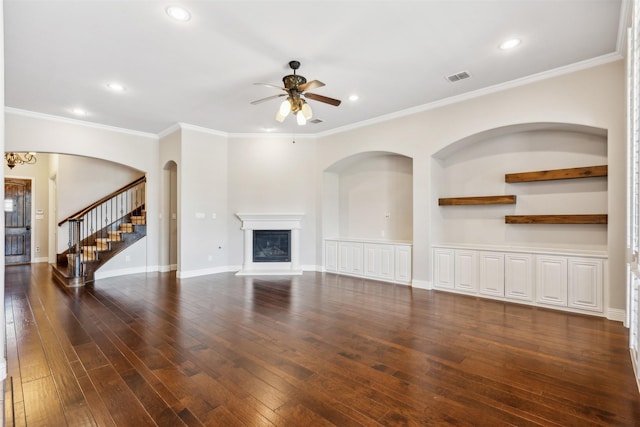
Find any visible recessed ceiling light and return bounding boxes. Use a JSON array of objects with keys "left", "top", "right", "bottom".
[
  {"left": 349, "top": 94, "right": 359, "bottom": 102},
  {"left": 499, "top": 38, "right": 521, "bottom": 50},
  {"left": 107, "top": 82, "right": 125, "bottom": 92},
  {"left": 72, "top": 108, "right": 87, "bottom": 116},
  {"left": 166, "top": 6, "right": 191, "bottom": 22}
]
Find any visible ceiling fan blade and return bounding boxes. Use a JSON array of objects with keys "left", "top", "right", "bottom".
[
  {"left": 254, "top": 82, "right": 286, "bottom": 91},
  {"left": 250, "top": 93, "right": 286, "bottom": 105},
  {"left": 304, "top": 92, "right": 342, "bottom": 106},
  {"left": 298, "top": 80, "right": 325, "bottom": 92}
]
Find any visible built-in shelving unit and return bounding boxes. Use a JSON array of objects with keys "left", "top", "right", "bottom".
[
  {"left": 438, "top": 165, "right": 607, "bottom": 224},
  {"left": 505, "top": 214, "right": 608, "bottom": 224},
  {"left": 438, "top": 195, "right": 516, "bottom": 206},
  {"left": 505, "top": 165, "right": 608, "bottom": 183}
]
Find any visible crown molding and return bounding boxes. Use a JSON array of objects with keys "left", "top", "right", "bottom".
[
  {"left": 157, "top": 123, "right": 182, "bottom": 139},
  {"left": 317, "top": 52, "right": 624, "bottom": 138},
  {"left": 177, "top": 122, "right": 229, "bottom": 138},
  {"left": 227, "top": 132, "right": 316, "bottom": 140},
  {"left": 4, "top": 107, "right": 158, "bottom": 139}
]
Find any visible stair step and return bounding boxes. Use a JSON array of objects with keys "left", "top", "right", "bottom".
[
  {"left": 108, "top": 230, "right": 123, "bottom": 241},
  {"left": 120, "top": 223, "right": 134, "bottom": 233},
  {"left": 94, "top": 238, "right": 114, "bottom": 250},
  {"left": 131, "top": 216, "right": 146, "bottom": 225},
  {"left": 82, "top": 246, "right": 100, "bottom": 260}
]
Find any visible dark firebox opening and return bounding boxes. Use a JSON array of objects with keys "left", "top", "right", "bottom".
[{"left": 253, "top": 230, "right": 291, "bottom": 262}]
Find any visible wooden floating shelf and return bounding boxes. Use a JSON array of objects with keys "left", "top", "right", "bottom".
[
  {"left": 505, "top": 214, "right": 608, "bottom": 225},
  {"left": 438, "top": 195, "right": 517, "bottom": 206},
  {"left": 505, "top": 165, "right": 608, "bottom": 183}
]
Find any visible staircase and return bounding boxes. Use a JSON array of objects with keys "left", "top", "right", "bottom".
[{"left": 52, "top": 177, "right": 146, "bottom": 287}]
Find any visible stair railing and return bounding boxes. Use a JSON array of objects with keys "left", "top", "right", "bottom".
[{"left": 58, "top": 176, "right": 146, "bottom": 278}]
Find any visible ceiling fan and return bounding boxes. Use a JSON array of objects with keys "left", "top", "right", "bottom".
[{"left": 251, "top": 60, "right": 342, "bottom": 125}]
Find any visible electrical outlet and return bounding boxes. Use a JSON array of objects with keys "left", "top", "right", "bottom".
[
  {"left": 35, "top": 246, "right": 40, "bottom": 253},
  {"left": 208, "top": 255, "right": 213, "bottom": 262},
  {"left": 125, "top": 255, "right": 131, "bottom": 262}
]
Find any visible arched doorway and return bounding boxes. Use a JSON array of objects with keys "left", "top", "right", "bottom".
[{"left": 161, "top": 161, "right": 178, "bottom": 271}]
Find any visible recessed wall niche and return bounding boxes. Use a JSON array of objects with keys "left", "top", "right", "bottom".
[
  {"left": 431, "top": 124, "right": 608, "bottom": 251},
  {"left": 323, "top": 152, "right": 413, "bottom": 241}
]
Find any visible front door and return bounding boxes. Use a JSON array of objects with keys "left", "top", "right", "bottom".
[{"left": 5, "top": 179, "right": 32, "bottom": 265}]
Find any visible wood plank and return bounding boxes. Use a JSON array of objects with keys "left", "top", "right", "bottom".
[
  {"left": 5, "top": 264, "right": 640, "bottom": 426},
  {"left": 438, "top": 195, "right": 517, "bottom": 206},
  {"left": 22, "top": 377, "right": 66, "bottom": 427},
  {"left": 505, "top": 214, "right": 608, "bottom": 224},
  {"left": 505, "top": 165, "right": 608, "bottom": 183}
]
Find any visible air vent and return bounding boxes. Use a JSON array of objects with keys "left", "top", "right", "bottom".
[
  {"left": 309, "top": 118, "right": 324, "bottom": 124},
  {"left": 446, "top": 71, "right": 471, "bottom": 83}
]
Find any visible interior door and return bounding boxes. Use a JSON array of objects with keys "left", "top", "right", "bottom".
[{"left": 5, "top": 178, "right": 32, "bottom": 265}]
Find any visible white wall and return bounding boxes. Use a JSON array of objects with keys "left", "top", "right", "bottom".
[
  {"left": 56, "top": 155, "right": 142, "bottom": 220},
  {"left": 177, "top": 127, "right": 229, "bottom": 276},
  {"left": 227, "top": 135, "right": 317, "bottom": 269},
  {"left": 317, "top": 60, "right": 625, "bottom": 311}
]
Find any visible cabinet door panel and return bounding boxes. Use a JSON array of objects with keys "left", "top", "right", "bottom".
[
  {"left": 536, "top": 255, "right": 568, "bottom": 307},
  {"left": 455, "top": 250, "right": 478, "bottom": 293},
  {"left": 479, "top": 252, "right": 504, "bottom": 297},
  {"left": 568, "top": 258, "right": 602, "bottom": 312},
  {"left": 351, "top": 243, "right": 364, "bottom": 274},
  {"left": 364, "top": 245, "right": 380, "bottom": 277},
  {"left": 395, "top": 246, "right": 412, "bottom": 283},
  {"left": 433, "top": 249, "right": 455, "bottom": 289},
  {"left": 364, "top": 244, "right": 395, "bottom": 280},
  {"left": 505, "top": 253, "right": 534, "bottom": 301},
  {"left": 338, "top": 242, "right": 352, "bottom": 273},
  {"left": 379, "top": 245, "right": 395, "bottom": 279},
  {"left": 325, "top": 241, "right": 338, "bottom": 272}
]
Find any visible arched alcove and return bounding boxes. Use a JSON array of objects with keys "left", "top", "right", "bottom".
[
  {"left": 431, "top": 122, "right": 608, "bottom": 251},
  {"left": 323, "top": 151, "right": 413, "bottom": 241}
]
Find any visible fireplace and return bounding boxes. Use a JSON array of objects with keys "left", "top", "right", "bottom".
[
  {"left": 253, "top": 230, "right": 291, "bottom": 262},
  {"left": 236, "top": 213, "right": 304, "bottom": 276}
]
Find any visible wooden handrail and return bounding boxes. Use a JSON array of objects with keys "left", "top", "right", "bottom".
[{"left": 58, "top": 176, "right": 146, "bottom": 226}]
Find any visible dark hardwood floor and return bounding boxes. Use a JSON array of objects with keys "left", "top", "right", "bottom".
[{"left": 4, "top": 263, "right": 640, "bottom": 426}]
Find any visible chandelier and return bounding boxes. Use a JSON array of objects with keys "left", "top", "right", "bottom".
[
  {"left": 275, "top": 96, "right": 313, "bottom": 125},
  {"left": 5, "top": 152, "right": 37, "bottom": 169}
]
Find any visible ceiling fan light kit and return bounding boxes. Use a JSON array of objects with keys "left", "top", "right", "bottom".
[{"left": 252, "top": 60, "right": 341, "bottom": 126}]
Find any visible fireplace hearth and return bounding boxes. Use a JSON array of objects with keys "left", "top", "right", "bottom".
[{"left": 236, "top": 213, "right": 304, "bottom": 276}]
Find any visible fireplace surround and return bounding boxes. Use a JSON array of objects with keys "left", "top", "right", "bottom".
[
  {"left": 253, "top": 230, "right": 291, "bottom": 262},
  {"left": 236, "top": 213, "right": 304, "bottom": 275}
]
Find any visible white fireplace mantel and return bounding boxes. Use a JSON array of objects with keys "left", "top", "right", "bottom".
[{"left": 236, "top": 213, "right": 304, "bottom": 276}]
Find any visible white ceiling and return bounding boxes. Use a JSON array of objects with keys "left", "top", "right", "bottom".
[{"left": 4, "top": 0, "right": 627, "bottom": 136}]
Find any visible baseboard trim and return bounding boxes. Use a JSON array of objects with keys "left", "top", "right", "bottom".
[
  {"left": 94, "top": 266, "right": 147, "bottom": 280},
  {"left": 157, "top": 264, "right": 177, "bottom": 273},
  {"left": 32, "top": 257, "right": 48, "bottom": 263},
  {"left": 412, "top": 279, "right": 432, "bottom": 290},
  {"left": 607, "top": 308, "right": 626, "bottom": 323},
  {"left": 177, "top": 265, "right": 237, "bottom": 279}
]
